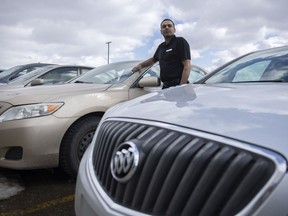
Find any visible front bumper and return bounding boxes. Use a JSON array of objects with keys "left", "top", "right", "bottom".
[
  {"left": 0, "top": 114, "right": 76, "bottom": 169},
  {"left": 75, "top": 146, "right": 149, "bottom": 216},
  {"left": 76, "top": 148, "right": 288, "bottom": 216}
]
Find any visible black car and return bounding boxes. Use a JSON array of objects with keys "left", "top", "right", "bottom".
[{"left": 0, "top": 63, "right": 53, "bottom": 83}]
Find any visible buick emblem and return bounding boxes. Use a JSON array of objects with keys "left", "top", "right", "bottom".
[{"left": 110, "top": 141, "right": 139, "bottom": 183}]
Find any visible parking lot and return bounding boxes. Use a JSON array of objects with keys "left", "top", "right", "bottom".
[{"left": 0, "top": 168, "right": 76, "bottom": 216}]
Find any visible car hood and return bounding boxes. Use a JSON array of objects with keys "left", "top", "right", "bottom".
[
  {"left": 0, "top": 83, "right": 111, "bottom": 105},
  {"left": 106, "top": 83, "right": 288, "bottom": 157}
]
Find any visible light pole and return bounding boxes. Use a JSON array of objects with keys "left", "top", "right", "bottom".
[{"left": 106, "top": 41, "right": 112, "bottom": 64}]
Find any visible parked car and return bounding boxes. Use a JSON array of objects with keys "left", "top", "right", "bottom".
[
  {"left": 0, "top": 65, "right": 94, "bottom": 89},
  {"left": 0, "top": 60, "right": 207, "bottom": 178},
  {"left": 75, "top": 46, "right": 288, "bottom": 216},
  {"left": 194, "top": 47, "right": 288, "bottom": 84},
  {"left": 0, "top": 63, "right": 53, "bottom": 83}
]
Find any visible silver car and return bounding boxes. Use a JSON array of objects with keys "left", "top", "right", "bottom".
[
  {"left": 0, "top": 65, "right": 93, "bottom": 88},
  {"left": 0, "top": 60, "right": 206, "bottom": 178},
  {"left": 75, "top": 46, "right": 288, "bottom": 216},
  {"left": 0, "top": 62, "right": 53, "bottom": 83}
]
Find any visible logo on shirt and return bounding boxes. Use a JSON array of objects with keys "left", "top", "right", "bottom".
[{"left": 166, "top": 48, "right": 172, "bottom": 52}]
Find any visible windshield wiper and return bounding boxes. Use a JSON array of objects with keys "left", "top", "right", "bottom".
[
  {"left": 232, "top": 79, "right": 286, "bottom": 83},
  {"left": 74, "top": 80, "right": 93, "bottom": 84}
]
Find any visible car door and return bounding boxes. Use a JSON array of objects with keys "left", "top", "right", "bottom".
[{"left": 128, "top": 63, "right": 161, "bottom": 99}]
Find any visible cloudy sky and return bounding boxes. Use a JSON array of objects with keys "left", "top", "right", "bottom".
[{"left": 1, "top": 0, "right": 288, "bottom": 71}]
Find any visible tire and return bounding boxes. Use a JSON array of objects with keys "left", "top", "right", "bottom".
[{"left": 59, "top": 116, "right": 101, "bottom": 178}]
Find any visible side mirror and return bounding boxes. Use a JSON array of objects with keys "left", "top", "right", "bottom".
[
  {"left": 30, "top": 78, "right": 44, "bottom": 86},
  {"left": 138, "top": 76, "right": 161, "bottom": 88}
]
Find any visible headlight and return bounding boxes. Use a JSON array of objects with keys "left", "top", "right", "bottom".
[{"left": 0, "top": 103, "right": 64, "bottom": 122}]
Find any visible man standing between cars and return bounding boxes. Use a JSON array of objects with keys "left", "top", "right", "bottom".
[{"left": 132, "top": 18, "right": 191, "bottom": 89}]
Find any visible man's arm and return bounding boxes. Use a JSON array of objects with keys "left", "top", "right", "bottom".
[
  {"left": 132, "top": 57, "right": 156, "bottom": 73},
  {"left": 180, "top": 59, "right": 191, "bottom": 84}
]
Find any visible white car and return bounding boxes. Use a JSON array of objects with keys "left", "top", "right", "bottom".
[{"left": 75, "top": 46, "right": 288, "bottom": 216}]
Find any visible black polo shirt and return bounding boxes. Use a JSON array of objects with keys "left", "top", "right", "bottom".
[{"left": 153, "top": 35, "right": 191, "bottom": 82}]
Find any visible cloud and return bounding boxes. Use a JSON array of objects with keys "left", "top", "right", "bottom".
[{"left": 0, "top": 0, "right": 287, "bottom": 70}]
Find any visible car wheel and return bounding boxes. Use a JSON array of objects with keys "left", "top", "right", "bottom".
[{"left": 59, "top": 116, "right": 101, "bottom": 178}]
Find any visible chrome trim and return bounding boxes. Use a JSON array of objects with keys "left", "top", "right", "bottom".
[
  {"left": 110, "top": 141, "right": 139, "bottom": 183},
  {"left": 86, "top": 148, "right": 149, "bottom": 216}
]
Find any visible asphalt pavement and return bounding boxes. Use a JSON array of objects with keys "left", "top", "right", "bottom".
[{"left": 0, "top": 168, "right": 76, "bottom": 216}]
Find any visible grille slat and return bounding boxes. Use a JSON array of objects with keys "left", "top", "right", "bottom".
[
  {"left": 182, "top": 146, "right": 236, "bottom": 215},
  {"left": 153, "top": 138, "right": 205, "bottom": 214},
  {"left": 167, "top": 142, "right": 220, "bottom": 215},
  {"left": 94, "top": 121, "right": 118, "bottom": 179},
  {"left": 93, "top": 121, "right": 111, "bottom": 172},
  {"left": 220, "top": 159, "right": 273, "bottom": 215},
  {"left": 92, "top": 120, "right": 279, "bottom": 216},
  {"left": 130, "top": 131, "right": 179, "bottom": 209},
  {"left": 123, "top": 129, "right": 171, "bottom": 207},
  {"left": 141, "top": 135, "right": 192, "bottom": 212},
  {"left": 103, "top": 122, "right": 132, "bottom": 190},
  {"left": 100, "top": 122, "right": 123, "bottom": 187},
  {"left": 199, "top": 152, "right": 254, "bottom": 215}
]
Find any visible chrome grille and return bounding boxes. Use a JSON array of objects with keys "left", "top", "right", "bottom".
[{"left": 92, "top": 120, "right": 281, "bottom": 216}]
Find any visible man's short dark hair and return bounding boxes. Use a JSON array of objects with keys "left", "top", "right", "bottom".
[{"left": 160, "top": 19, "right": 175, "bottom": 27}]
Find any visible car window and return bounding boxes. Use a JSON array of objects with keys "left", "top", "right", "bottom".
[
  {"left": 143, "top": 64, "right": 207, "bottom": 83},
  {"left": 0, "top": 66, "right": 22, "bottom": 79},
  {"left": 18, "top": 67, "right": 38, "bottom": 76},
  {"left": 9, "top": 67, "right": 53, "bottom": 84},
  {"left": 190, "top": 66, "right": 207, "bottom": 82},
  {"left": 204, "top": 48, "right": 288, "bottom": 83},
  {"left": 37, "top": 67, "right": 79, "bottom": 85},
  {"left": 80, "top": 68, "right": 92, "bottom": 75},
  {"left": 233, "top": 60, "right": 271, "bottom": 82},
  {"left": 205, "top": 60, "right": 272, "bottom": 83},
  {"left": 8, "top": 66, "right": 42, "bottom": 81},
  {"left": 143, "top": 64, "right": 160, "bottom": 78},
  {"left": 74, "top": 62, "right": 137, "bottom": 84}
]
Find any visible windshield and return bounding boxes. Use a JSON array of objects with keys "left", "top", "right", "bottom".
[
  {"left": 0, "top": 65, "right": 23, "bottom": 78},
  {"left": 72, "top": 61, "right": 139, "bottom": 84},
  {"left": 9, "top": 66, "right": 55, "bottom": 84},
  {"left": 204, "top": 46, "right": 288, "bottom": 83}
]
